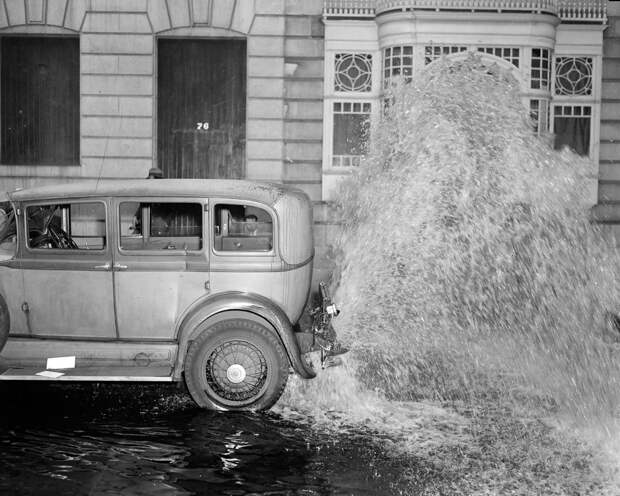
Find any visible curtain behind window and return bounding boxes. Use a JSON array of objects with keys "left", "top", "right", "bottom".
[{"left": 553, "top": 116, "right": 590, "bottom": 156}]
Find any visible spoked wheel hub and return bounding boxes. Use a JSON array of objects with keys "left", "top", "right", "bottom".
[
  {"left": 206, "top": 340, "right": 268, "bottom": 405},
  {"left": 226, "top": 363, "right": 247, "bottom": 384}
]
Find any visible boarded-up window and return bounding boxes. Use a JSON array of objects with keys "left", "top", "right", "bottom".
[
  {"left": 1, "top": 37, "right": 79, "bottom": 165},
  {"left": 158, "top": 39, "right": 246, "bottom": 179}
]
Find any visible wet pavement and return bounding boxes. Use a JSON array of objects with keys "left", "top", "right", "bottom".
[{"left": 0, "top": 383, "right": 430, "bottom": 495}]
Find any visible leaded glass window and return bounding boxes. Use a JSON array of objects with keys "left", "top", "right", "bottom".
[
  {"left": 334, "top": 53, "right": 372, "bottom": 92},
  {"left": 332, "top": 101, "right": 371, "bottom": 167},
  {"left": 424, "top": 45, "right": 467, "bottom": 65},
  {"left": 384, "top": 46, "right": 413, "bottom": 88},
  {"left": 554, "top": 57, "right": 593, "bottom": 96},
  {"left": 477, "top": 47, "right": 520, "bottom": 67},
  {"left": 531, "top": 48, "right": 550, "bottom": 90}
]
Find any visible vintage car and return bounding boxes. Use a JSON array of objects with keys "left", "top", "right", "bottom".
[{"left": 0, "top": 179, "right": 343, "bottom": 410}]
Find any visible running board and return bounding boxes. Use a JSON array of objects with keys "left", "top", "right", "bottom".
[{"left": 0, "top": 365, "right": 173, "bottom": 382}]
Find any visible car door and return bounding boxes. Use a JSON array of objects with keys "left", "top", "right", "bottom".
[
  {"left": 112, "top": 197, "right": 210, "bottom": 340},
  {"left": 20, "top": 199, "right": 116, "bottom": 338}
]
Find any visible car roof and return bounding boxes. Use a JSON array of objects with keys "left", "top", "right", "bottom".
[{"left": 7, "top": 179, "right": 291, "bottom": 205}]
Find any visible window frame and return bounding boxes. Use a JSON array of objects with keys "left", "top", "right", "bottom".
[
  {"left": 553, "top": 56, "right": 593, "bottom": 97},
  {"left": 116, "top": 197, "right": 207, "bottom": 257},
  {"left": 334, "top": 52, "right": 373, "bottom": 93},
  {"left": 23, "top": 199, "right": 108, "bottom": 255},
  {"left": 210, "top": 199, "right": 276, "bottom": 257},
  {"left": 530, "top": 47, "right": 550, "bottom": 91},
  {"left": 383, "top": 45, "right": 414, "bottom": 89},
  {"left": 550, "top": 103, "right": 593, "bottom": 157},
  {"left": 329, "top": 100, "right": 372, "bottom": 169},
  {"left": 423, "top": 45, "right": 468, "bottom": 65},
  {"left": 529, "top": 98, "right": 550, "bottom": 136}
]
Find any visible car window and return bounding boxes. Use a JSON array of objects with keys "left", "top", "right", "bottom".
[
  {"left": 119, "top": 201, "right": 203, "bottom": 252},
  {"left": 26, "top": 202, "right": 106, "bottom": 250},
  {"left": 0, "top": 204, "right": 16, "bottom": 257},
  {"left": 213, "top": 203, "right": 273, "bottom": 252}
]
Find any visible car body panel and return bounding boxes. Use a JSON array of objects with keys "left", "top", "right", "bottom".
[
  {"left": 23, "top": 268, "right": 116, "bottom": 338},
  {"left": 1, "top": 337, "right": 176, "bottom": 370},
  {"left": 115, "top": 270, "right": 208, "bottom": 339}
]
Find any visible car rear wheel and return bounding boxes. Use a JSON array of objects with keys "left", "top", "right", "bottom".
[{"left": 184, "top": 319, "right": 289, "bottom": 411}]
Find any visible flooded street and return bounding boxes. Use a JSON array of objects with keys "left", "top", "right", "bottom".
[{"left": 0, "top": 383, "right": 432, "bottom": 496}]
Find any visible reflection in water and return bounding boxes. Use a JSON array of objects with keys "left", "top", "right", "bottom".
[{"left": 0, "top": 383, "right": 425, "bottom": 495}]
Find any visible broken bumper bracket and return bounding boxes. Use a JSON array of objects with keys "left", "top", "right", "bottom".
[{"left": 296, "top": 282, "right": 348, "bottom": 369}]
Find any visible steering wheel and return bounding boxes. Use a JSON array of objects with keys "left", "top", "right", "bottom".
[
  {"left": 49, "top": 224, "right": 79, "bottom": 249},
  {"left": 30, "top": 225, "right": 79, "bottom": 249},
  {"left": 28, "top": 205, "right": 79, "bottom": 249}
]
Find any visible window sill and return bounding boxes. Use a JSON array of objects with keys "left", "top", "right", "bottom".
[{"left": 322, "top": 168, "right": 355, "bottom": 175}]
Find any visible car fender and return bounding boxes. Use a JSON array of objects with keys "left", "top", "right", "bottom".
[{"left": 174, "top": 291, "right": 316, "bottom": 381}]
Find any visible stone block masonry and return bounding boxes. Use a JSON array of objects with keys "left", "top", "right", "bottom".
[{"left": 0, "top": 0, "right": 324, "bottom": 198}]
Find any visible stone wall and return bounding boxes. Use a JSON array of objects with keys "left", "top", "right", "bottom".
[
  {"left": 0, "top": 0, "right": 325, "bottom": 206},
  {"left": 592, "top": 3, "right": 620, "bottom": 232},
  {"left": 599, "top": 5, "right": 620, "bottom": 202}
]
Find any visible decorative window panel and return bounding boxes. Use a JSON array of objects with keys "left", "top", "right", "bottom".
[
  {"left": 424, "top": 46, "right": 467, "bottom": 65},
  {"left": 477, "top": 47, "right": 520, "bottom": 67},
  {"left": 332, "top": 101, "right": 371, "bottom": 167},
  {"left": 334, "top": 53, "right": 373, "bottom": 92},
  {"left": 554, "top": 57, "right": 593, "bottom": 96},
  {"left": 529, "top": 99, "right": 549, "bottom": 135},
  {"left": 531, "top": 48, "right": 550, "bottom": 90},
  {"left": 384, "top": 46, "right": 414, "bottom": 87},
  {"left": 553, "top": 105, "right": 591, "bottom": 156}
]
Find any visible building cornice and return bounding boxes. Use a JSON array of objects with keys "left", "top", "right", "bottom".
[{"left": 323, "top": 0, "right": 607, "bottom": 23}]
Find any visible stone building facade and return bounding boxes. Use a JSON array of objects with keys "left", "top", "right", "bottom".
[
  {"left": 0, "top": 0, "right": 324, "bottom": 192},
  {"left": 0, "top": 0, "right": 617, "bottom": 279}
]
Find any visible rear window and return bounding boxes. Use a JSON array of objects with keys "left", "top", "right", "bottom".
[{"left": 213, "top": 203, "right": 273, "bottom": 253}]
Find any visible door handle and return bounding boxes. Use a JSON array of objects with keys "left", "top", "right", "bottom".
[
  {"left": 113, "top": 263, "right": 128, "bottom": 270},
  {"left": 93, "top": 263, "right": 111, "bottom": 270}
]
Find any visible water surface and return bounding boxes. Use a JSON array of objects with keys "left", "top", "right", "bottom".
[{"left": 0, "top": 383, "right": 432, "bottom": 496}]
